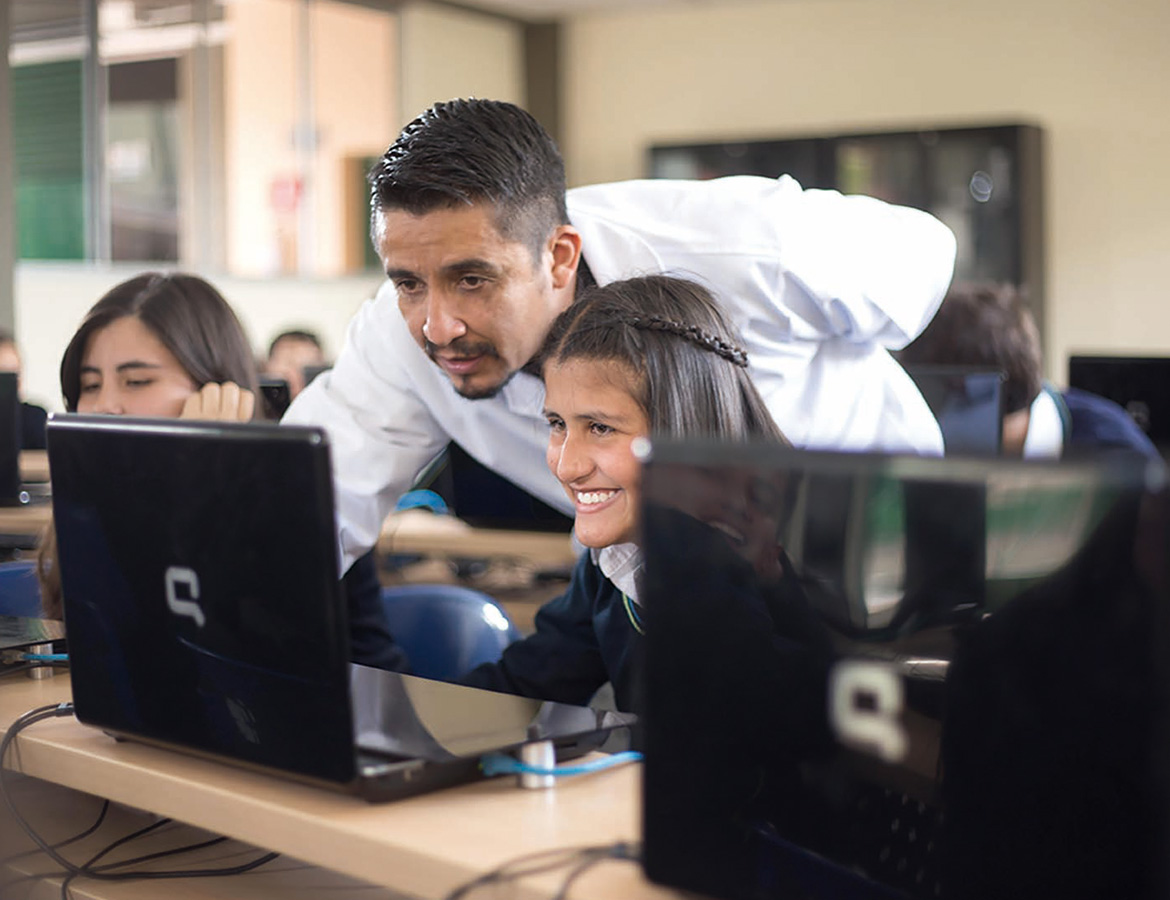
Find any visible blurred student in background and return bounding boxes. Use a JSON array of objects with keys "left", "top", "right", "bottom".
[
  {"left": 899, "top": 282, "right": 1159, "bottom": 460},
  {"left": 38, "top": 272, "right": 259, "bottom": 618},
  {"left": 265, "top": 328, "right": 326, "bottom": 399},
  {"left": 0, "top": 330, "right": 49, "bottom": 449}
]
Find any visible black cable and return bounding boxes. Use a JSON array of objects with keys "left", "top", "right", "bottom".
[
  {"left": 92, "top": 834, "right": 229, "bottom": 872},
  {"left": 0, "top": 704, "right": 281, "bottom": 889},
  {"left": 441, "top": 842, "right": 640, "bottom": 900},
  {"left": 550, "top": 842, "right": 640, "bottom": 900},
  {"left": 551, "top": 855, "right": 605, "bottom": 900},
  {"left": 13, "top": 826, "right": 239, "bottom": 897},
  {"left": 54, "top": 799, "right": 111, "bottom": 850},
  {"left": 0, "top": 661, "right": 68, "bottom": 680},
  {"left": 0, "top": 783, "right": 108, "bottom": 859},
  {"left": 61, "top": 817, "right": 173, "bottom": 900},
  {"left": 0, "top": 798, "right": 110, "bottom": 895}
]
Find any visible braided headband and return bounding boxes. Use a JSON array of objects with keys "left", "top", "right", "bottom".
[{"left": 623, "top": 314, "right": 749, "bottom": 368}]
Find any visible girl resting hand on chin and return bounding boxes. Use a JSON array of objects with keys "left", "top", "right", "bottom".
[{"left": 39, "top": 272, "right": 258, "bottom": 617}]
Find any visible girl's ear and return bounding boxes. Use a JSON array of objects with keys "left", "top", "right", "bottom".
[{"left": 548, "top": 226, "right": 582, "bottom": 292}]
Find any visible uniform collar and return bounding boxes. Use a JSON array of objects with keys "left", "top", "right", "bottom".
[
  {"left": 591, "top": 542, "right": 643, "bottom": 606},
  {"left": 1023, "top": 388, "right": 1065, "bottom": 459}
]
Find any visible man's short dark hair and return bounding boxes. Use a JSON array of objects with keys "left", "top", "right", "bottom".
[
  {"left": 367, "top": 98, "right": 568, "bottom": 258},
  {"left": 899, "top": 282, "right": 1042, "bottom": 414}
]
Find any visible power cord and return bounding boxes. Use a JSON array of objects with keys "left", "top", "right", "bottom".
[
  {"left": 0, "top": 650, "right": 69, "bottom": 665},
  {"left": 441, "top": 841, "right": 641, "bottom": 900},
  {"left": 0, "top": 663, "right": 37, "bottom": 680},
  {"left": 0, "top": 796, "right": 110, "bottom": 894},
  {"left": 0, "top": 651, "right": 70, "bottom": 680},
  {"left": 0, "top": 703, "right": 280, "bottom": 894},
  {"left": 480, "top": 750, "right": 642, "bottom": 779}
]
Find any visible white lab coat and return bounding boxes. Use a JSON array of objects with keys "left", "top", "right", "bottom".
[{"left": 285, "top": 175, "right": 956, "bottom": 570}]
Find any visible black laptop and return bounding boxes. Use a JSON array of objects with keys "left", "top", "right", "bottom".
[
  {"left": 46, "top": 415, "right": 630, "bottom": 801},
  {"left": 0, "top": 371, "right": 23, "bottom": 506},
  {"left": 639, "top": 441, "right": 1170, "bottom": 900},
  {"left": 903, "top": 364, "right": 1004, "bottom": 456},
  {"left": 1068, "top": 355, "right": 1170, "bottom": 454}
]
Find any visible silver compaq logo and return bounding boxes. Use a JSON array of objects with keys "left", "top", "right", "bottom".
[{"left": 164, "top": 566, "right": 205, "bottom": 628}]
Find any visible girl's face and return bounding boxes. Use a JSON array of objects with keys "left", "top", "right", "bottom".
[
  {"left": 76, "top": 316, "right": 198, "bottom": 418},
  {"left": 544, "top": 358, "right": 649, "bottom": 549}
]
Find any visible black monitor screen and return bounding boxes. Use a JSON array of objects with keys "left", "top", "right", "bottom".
[
  {"left": 0, "top": 372, "right": 20, "bottom": 503},
  {"left": 903, "top": 365, "right": 1003, "bottom": 456},
  {"left": 426, "top": 442, "right": 573, "bottom": 534},
  {"left": 640, "top": 442, "right": 1170, "bottom": 900},
  {"left": 1068, "top": 355, "right": 1170, "bottom": 453}
]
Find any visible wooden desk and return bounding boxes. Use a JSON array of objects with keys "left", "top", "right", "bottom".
[
  {"left": 0, "top": 674, "right": 673, "bottom": 900},
  {"left": 19, "top": 451, "right": 49, "bottom": 484},
  {"left": 380, "top": 510, "right": 578, "bottom": 572},
  {"left": 2, "top": 776, "right": 409, "bottom": 899},
  {"left": 0, "top": 504, "right": 51, "bottom": 550}
]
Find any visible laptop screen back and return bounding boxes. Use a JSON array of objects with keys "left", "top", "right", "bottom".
[
  {"left": 47, "top": 415, "right": 357, "bottom": 783},
  {"left": 640, "top": 442, "right": 1170, "bottom": 900},
  {"left": 903, "top": 364, "right": 1004, "bottom": 456}
]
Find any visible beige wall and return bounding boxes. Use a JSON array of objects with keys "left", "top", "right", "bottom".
[
  {"left": 223, "top": 0, "right": 396, "bottom": 277},
  {"left": 398, "top": 3, "right": 524, "bottom": 127},
  {"left": 562, "top": 0, "right": 1170, "bottom": 380}
]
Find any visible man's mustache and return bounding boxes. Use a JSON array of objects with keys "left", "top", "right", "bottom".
[{"left": 424, "top": 337, "right": 498, "bottom": 359}]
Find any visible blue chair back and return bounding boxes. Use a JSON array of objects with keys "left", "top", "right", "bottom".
[
  {"left": 379, "top": 584, "right": 522, "bottom": 682},
  {"left": 0, "top": 559, "right": 44, "bottom": 618}
]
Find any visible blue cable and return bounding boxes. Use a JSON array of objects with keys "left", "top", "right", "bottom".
[
  {"left": 394, "top": 489, "right": 450, "bottom": 515},
  {"left": 480, "top": 750, "right": 642, "bottom": 778},
  {"left": 19, "top": 653, "right": 69, "bottom": 662}
]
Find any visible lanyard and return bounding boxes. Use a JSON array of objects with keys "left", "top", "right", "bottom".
[{"left": 622, "top": 592, "right": 644, "bottom": 635}]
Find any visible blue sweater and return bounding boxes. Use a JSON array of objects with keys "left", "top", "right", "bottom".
[
  {"left": 1059, "top": 387, "right": 1161, "bottom": 460},
  {"left": 461, "top": 552, "right": 640, "bottom": 711}
]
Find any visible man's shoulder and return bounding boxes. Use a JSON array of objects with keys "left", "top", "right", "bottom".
[{"left": 568, "top": 174, "right": 797, "bottom": 209}]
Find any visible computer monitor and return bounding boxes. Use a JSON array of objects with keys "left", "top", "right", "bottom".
[
  {"left": 0, "top": 372, "right": 22, "bottom": 505},
  {"left": 258, "top": 376, "right": 292, "bottom": 420},
  {"left": 640, "top": 441, "right": 1170, "bottom": 900},
  {"left": 1068, "top": 355, "right": 1170, "bottom": 455},
  {"left": 903, "top": 364, "right": 1004, "bottom": 456}
]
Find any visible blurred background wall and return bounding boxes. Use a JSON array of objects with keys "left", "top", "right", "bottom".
[{"left": 3, "top": 0, "right": 1167, "bottom": 411}]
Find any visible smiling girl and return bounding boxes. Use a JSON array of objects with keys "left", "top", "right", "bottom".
[{"left": 461, "top": 275, "right": 787, "bottom": 711}]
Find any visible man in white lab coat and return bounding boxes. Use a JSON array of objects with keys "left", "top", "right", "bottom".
[{"left": 285, "top": 98, "right": 956, "bottom": 570}]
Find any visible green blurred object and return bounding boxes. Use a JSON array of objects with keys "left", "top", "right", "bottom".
[{"left": 12, "top": 59, "right": 85, "bottom": 260}]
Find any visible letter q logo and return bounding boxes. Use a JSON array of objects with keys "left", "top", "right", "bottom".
[
  {"left": 828, "top": 660, "right": 907, "bottom": 764},
  {"left": 165, "top": 566, "right": 205, "bottom": 628}
]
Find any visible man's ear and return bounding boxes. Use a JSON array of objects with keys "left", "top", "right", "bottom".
[{"left": 548, "top": 225, "right": 582, "bottom": 291}]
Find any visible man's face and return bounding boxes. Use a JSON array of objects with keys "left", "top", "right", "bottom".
[{"left": 374, "top": 204, "right": 568, "bottom": 400}]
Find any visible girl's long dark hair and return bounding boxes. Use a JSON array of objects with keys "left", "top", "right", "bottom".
[{"left": 541, "top": 274, "right": 787, "bottom": 445}]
